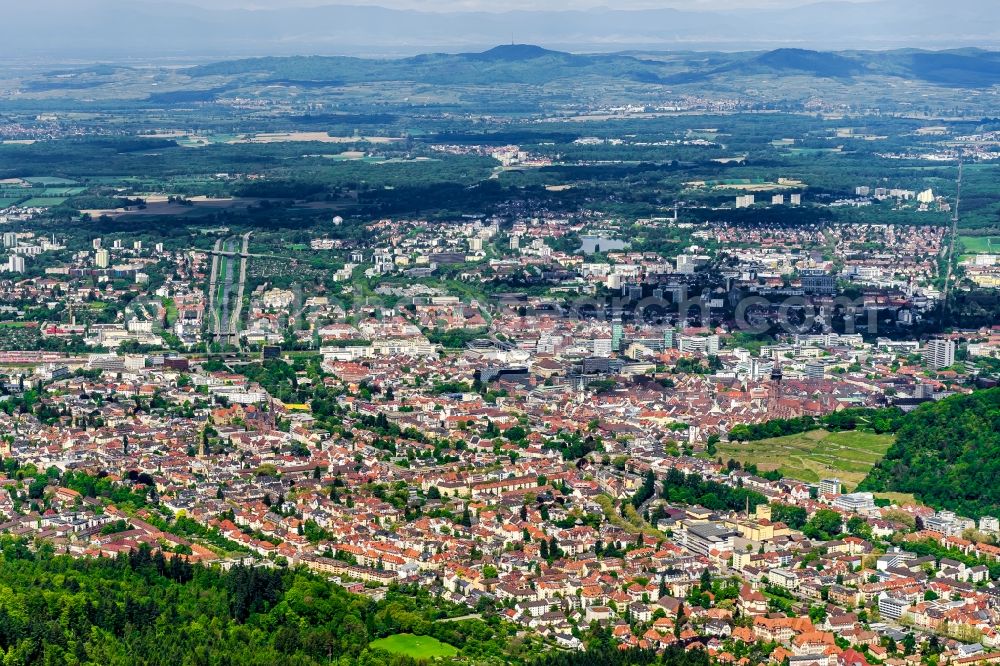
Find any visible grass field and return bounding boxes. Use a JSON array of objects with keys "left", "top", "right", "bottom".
[
  {"left": 21, "top": 197, "right": 67, "bottom": 207},
  {"left": 40, "top": 187, "right": 86, "bottom": 196},
  {"left": 718, "top": 429, "right": 895, "bottom": 491},
  {"left": 369, "top": 634, "right": 458, "bottom": 659},
  {"left": 959, "top": 236, "right": 1000, "bottom": 253}
]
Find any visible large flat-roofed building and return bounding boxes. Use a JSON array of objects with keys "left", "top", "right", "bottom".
[
  {"left": 800, "top": 269, "right": 836, "bottom": 295},
  {"left": 832, "top": 492, "right": 875, "bottom": 514},
  {"left": 682, "top": 521, "right": 741, "bottom": 556}
]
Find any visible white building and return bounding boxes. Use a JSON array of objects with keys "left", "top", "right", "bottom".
[
  {"left": 7, "top": 255, "right": 25, "bottom": 274},
  {"left": 923, "top": 339, "right": 955, "bottom": 370},
  {"left": 832, "top": 492, "right": 875, "bottom": 514}
]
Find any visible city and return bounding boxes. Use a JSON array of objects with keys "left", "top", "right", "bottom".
[{"left": 1, "top": 2, "right": 1000, "bottom": 664}]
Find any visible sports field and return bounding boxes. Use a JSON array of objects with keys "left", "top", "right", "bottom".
[
  {"left": 369, "top": 633, "right": 458, "bottom": 659},
  {"left": 959, "top": 236, "right": 1000, "bottom": 253},
  {"left": 718, "top": 429, "right": 895, "bottom": 490}
]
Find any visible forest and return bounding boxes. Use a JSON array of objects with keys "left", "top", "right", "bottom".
[
  {"left": 859, "top": 388, "right": 1000, "bottom": 519},
  {"left": 0, "top": 537, "right": 544, "bottom": 665}
]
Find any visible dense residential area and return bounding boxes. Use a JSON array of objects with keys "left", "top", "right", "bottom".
[{"left": 0, "top": 213, "right": 997, "bottom": 664}]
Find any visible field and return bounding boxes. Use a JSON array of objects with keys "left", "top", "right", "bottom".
[
  {"left": 960, "top": 236, "right": 1000, "bottom": 253},
  {"left": 22, "top": 177, "right": 78, "bottom": 186},
  {"left": 21, "top": 197, "right": 67, "bottom": 207},
  {"left": 718, "top": 429, "right": 895, "bottom": 490},
  {"left": 368, "top": 633, "right": 458, "bottom": 659}
]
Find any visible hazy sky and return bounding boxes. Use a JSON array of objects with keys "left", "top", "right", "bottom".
[{"left": 159, "top": 0, "right": 834, "bottom": 10}]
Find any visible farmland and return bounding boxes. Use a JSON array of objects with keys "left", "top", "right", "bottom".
[{"left": 717, "top": 430, "right": 896, "bottom": 491}]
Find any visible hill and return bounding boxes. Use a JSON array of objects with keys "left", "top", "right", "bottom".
[
  {"left": 184, "top": 47, "right": 659, "bottom": 87},
  {"left": 182, "top": 47, "right": 1000, "bottom": 92},
  {"left": 859, "top": 388, "right": 1000, "bottom": 519}
]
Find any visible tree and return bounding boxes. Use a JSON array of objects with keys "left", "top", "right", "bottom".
[
  {"left": 846, "top": 516, "right": 873, "bottom": 540},
  {"left": 549, "top": 537, "right": 562, "bottom": 560},
  {"left": 28, "top": 477, "right": 47, "bottom": 500},
  {"left": 803, "top": 509, "right": 843, "bottom": 541},
  {"left": 771, "top": 503, "right": 807, "bottom": 530},
  {"left": 503, "top": 424, "right": 528, "bottom": 442}
]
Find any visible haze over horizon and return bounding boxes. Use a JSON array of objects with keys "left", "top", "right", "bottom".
[{"left": 1, "top": 0, "right": 995, "bottom": 60}]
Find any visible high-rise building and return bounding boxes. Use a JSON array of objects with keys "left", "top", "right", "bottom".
[
  {"left": 735, "top": 194, "right": 755, "bottom": 208},
  {"left": 805, "top": 361, "right": 825, "bottom": 380},
  {"left": 923, "top": 339, "right": 955, "bottom": 370},
  {"left": 771, "top": 194, "right": 785, "bottom": 205},
  {"left": 2, "top": 232, "right": 18, "bottom": 248},
  {"left": 7, "top": 255, "right": 25, "bottom": 274},
  {"left": 95, "top": 248, "right": 110, "bottom": 268},
  {"left": 705, "top": 334, "right": 720, "bottom": 355},
  {"left": 790, "top": 193, "right": 802, "bottom": 205},
  {"left": 92, "top": 237, "right": 102, "bottom": 250},
  {"left": 611, "top": 317, "right": 624, "bottom": 352}
]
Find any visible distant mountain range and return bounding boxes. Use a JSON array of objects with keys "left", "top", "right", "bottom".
[
  {"left": 182, "top": 46, "right": 1000, "bottom": 89},
  {"left": 3, "top": 0, "right": 1000, "bottom": 59}
]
